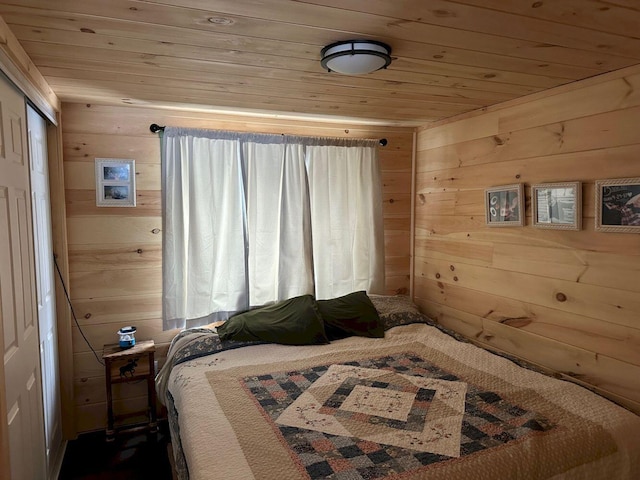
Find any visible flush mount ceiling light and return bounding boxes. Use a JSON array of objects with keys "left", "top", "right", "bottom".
[{"left": 320, "top": 40, "right": 392, "bottom": 75}]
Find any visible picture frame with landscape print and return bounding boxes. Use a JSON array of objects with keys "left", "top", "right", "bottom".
[
  {"left": 532, "top": 182, "right": 581, "bottom": 230},
  {"left": 595, "top": 177, "right": 640, "bottom": 233},
  {"left": 485, "top": 183, "right": 524, "bottom": 227},
  {"left": 95, "top": 158, "right": 136, "bottom": 207}
]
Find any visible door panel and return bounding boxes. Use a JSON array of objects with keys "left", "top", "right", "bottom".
[
  {"left": 7, "top": 400, "right": 25, "bottom": 479},
  {"left": 0, "top": 188, "right": 17, "bottom": 356}
]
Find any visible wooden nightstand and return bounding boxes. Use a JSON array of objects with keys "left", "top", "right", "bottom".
[{"left": 102, "top": 339, "right": 157, "bottom": 441}]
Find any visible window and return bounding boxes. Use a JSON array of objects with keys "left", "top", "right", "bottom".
[{"left": 162, "top": 128, "right": 384, "bottom": 331}]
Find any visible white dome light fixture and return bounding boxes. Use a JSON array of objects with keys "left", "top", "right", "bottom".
[{"left": 320, "top": 40, "right": 392, "bottom": 75}]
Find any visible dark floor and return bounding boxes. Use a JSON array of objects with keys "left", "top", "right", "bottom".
[{"left": 58, "top": 422, "right": 173, "bottom": 480}]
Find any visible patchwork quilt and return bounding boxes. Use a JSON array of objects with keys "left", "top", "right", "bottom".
[{"left": 156, "top": 323, "right": 640, "bottom": 480}]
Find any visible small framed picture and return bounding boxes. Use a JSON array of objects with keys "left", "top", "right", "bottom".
[
  {"left": 595, "top": 177, "right": 640, "bottom": 233},
  {"left": 485, "top": 184, "right": 525, "bottom": 227},
  {"left": 95, "top": 158, "right": 136, "bottom": 207},
  {"left": 532, "top": 182, "right": 581, "bottom": 230}
]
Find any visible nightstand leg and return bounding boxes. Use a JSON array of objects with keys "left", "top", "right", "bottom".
[
  {"left": 105, "top": 358, "right": 115, "bottom": 442},
  {"left": 148, "top": 351, "right": 157, "bottom": 433}
]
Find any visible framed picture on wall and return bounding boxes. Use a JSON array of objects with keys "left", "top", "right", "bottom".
[
  {"left": 485, "top": 183, "right": 524, "bottom": 227},
  {"left": 595, "top": 177, "right": 640, "bottom": 232},
  {"left": 95, "top": 158, "right": 136, "bottom": 207},
  {"left": 531, "top": 182, "right": 582, "bottom": 230}
]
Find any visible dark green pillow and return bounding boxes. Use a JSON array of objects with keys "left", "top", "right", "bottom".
[
  {"left": 317, "top": 291, "right": 384, "bottom": 340},
  {"left": 217, "top": 294, "right": 329, "bottom": 345}
]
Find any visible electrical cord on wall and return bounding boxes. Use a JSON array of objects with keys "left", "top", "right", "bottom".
[{"left": 53, "top": 254, "right": 104, "bottom": 366}]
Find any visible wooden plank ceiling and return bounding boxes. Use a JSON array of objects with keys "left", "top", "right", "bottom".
[{"left": 0, "top": 0, "right": 639, "bottom": 126}]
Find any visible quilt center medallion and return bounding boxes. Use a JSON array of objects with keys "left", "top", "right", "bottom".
[
  {"left": 340, "top": 385, "right": 416, "bottom": 421},
  {"left": 275, "top": 364, "right": 467, "bottom": 458}
]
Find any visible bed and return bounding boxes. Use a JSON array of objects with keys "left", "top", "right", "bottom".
[{"left": 156, "top": 294, "right": 640, "bottom": 480}]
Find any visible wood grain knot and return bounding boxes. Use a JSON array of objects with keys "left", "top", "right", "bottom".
[
  {"left": 435, "top": 273, "right": 441, "bottom": 279},
  {"left": 556, "top": 292, "right": 567, "bottom": 302},
  {"left": 500, "top": 317, "right": 532, "bottom": 328},
  {"left": 136, "top": 249, "right": 143, "bottom": 254},
  {"left": 84, "top": 313, "right": 91, "bottom": 319},
  {"left": 151, "top": 228, "right": 161, "bottom": 234},
  {"left": 453, "top": 276, "right": 459, "bottom": 281},
  {"left": 389, "top": 198, "right": 394, "bottom": 204},
  {"left": 433, "top": 9, "right": 455, "bottom": 17},
  {"left": 449, "top": 265, "right": 455, "bottom": 271},
  {"left": 418, "top": 193, "right": 426, "bottom": 205}
]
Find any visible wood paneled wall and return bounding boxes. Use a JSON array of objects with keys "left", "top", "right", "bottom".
[
  {"left": 61, "top": 102, "right": 414, "bottom": 432},
  {"left": 414, "top": 64, "right": 640, "bottom": 414}
]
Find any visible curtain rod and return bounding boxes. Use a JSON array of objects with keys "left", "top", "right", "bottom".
[{"left": 149, "top": 123, "right": 388, "bottom": 146}]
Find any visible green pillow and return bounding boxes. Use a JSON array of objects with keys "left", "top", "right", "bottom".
[
  {"left": 317, "top": 291, "right": 384, "bottom": 340},
  {"left": 217, "top": 294, "right": 329, "bottom": 345}
]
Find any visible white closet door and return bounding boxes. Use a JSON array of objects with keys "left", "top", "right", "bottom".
[
  {"left": 0, "top": 77, "right": 46, "bottom": 479},
  {"left": 28, "top": 104, "right": 63, "bottom": 479}
]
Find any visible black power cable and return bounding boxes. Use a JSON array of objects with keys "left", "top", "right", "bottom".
[{"left": 53, "top": 254, "right": 104, "bottom": 366}]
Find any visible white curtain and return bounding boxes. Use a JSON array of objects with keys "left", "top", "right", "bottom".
[
  {"left": 162, "top": 128, "right": 384, "bottom": 331},
  {"left": 162, "top": 130, "right": 247, "bottom": 330},
  {"left": 242, "top": 141, "right": 314, "bottom": 306},
  {"left": 306, "top": 145, "right": 385, "bottom": 299}
]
